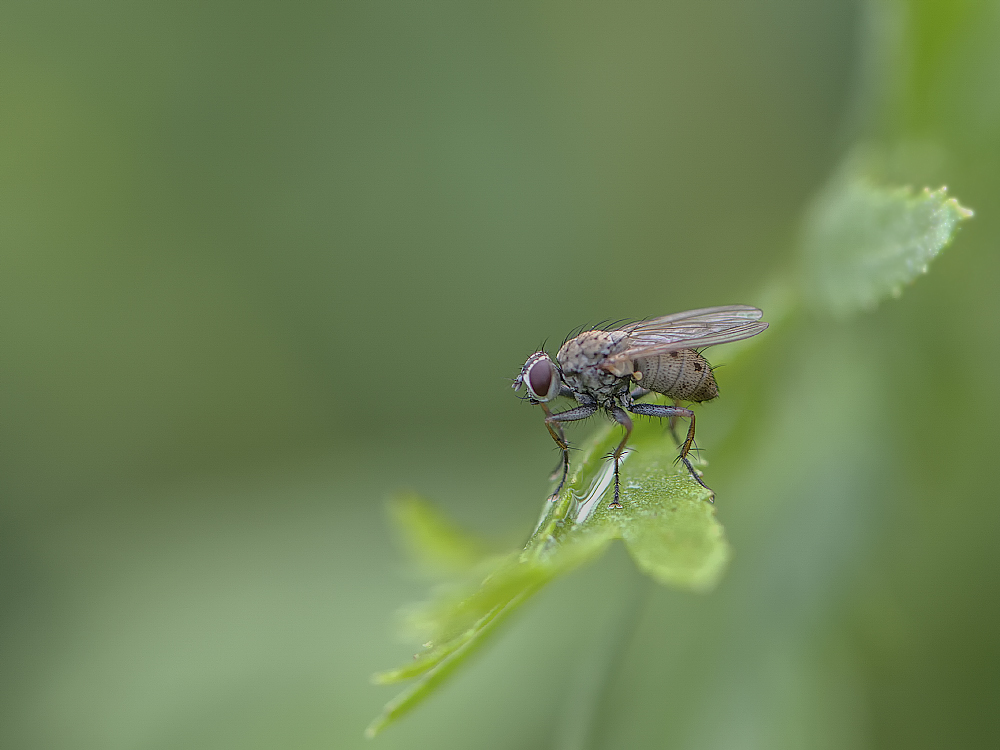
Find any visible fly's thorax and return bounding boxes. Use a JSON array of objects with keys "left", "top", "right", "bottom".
[
  {"left": 633, "top": 349, "right": 718, "bottom": 402},
  {"left": 557, "top": 329, "right": 631, "bottom": 403}
]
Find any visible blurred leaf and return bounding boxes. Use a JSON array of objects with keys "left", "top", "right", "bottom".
[
  {"left": 800, "top": 147, "right": 972, "bottom": 317},
  {"left": 368, "top": 414, "right": 726, "bottom": 737},
  {"left": 389, "top": 494, "right": 496, "bottom": 577}
]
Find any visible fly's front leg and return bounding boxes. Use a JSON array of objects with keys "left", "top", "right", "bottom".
[
  {"left": 538, "top": 403, "right": 570, "bottom": 483},
  {"left": 608, "top": 407, "right": 634, "bottom": 509},
  {"left": 534, "top": 386, "right": 579, "bottom": 480},
  {"left": 542, "top": 402, "right": 598, "bottom": 498},
  {"left": 627, "top": 402, "right": 713, "bottom": 498}
]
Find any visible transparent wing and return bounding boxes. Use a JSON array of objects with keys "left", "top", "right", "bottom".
[{"left": 605, "top": 305, "right": 767, "bottom": 364}]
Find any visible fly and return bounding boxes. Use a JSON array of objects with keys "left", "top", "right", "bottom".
[{"left": 512, "top": 305, "right": 767, "bottom": 508}]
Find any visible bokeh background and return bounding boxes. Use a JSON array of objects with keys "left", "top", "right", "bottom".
[{"left": 3, "top": 0, "right": 1000, "bottom": 748}]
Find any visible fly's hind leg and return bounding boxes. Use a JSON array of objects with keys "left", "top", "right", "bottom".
[
  {"left": 541, "top": 401, "right": 598, "bottom": 499},
  {"left": 629, "top": 391, "right": 685, "bottom": 447},
  {"left": 667, "top": 398, "right": 684, "bottom": 445},
  {"left": 627, "top": 402, "right": 713, "bottom": 500}
]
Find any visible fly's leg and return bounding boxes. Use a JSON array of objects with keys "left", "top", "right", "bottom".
[
  {"left": 608, "top": 407, "right": 634, "bottom": 509},
  {"left": 538, "top": 404, "right": 570, "bottom": 484},
  {"left": 534, "top": 386, "right": 578, "bottom": 480},
  {"left": 627, "top": 402, "right": 713, "bottom": 499},
  {"left": 547, "top": 455, "right": 566, "bottom": 482},
  {"left": 628, "top": 391, "right": 683, "bottom": 445},
  {"left": 542, "top": 402, "right": 598, "bottom": 498},
  {"left": 667, "top": 398, "right": 684, "bottom": 445}
]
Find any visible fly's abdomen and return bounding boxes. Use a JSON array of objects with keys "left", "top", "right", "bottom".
[{"left": 634, "top": 349, "right": 718, "bottom": 402}]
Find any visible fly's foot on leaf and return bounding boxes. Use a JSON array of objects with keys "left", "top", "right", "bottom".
[{"left": 678, "top": 454, "right": 713, "bottom": 500}]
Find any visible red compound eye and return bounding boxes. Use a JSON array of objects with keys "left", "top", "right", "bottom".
[{"left": 527, "top": 358, "right": 554, "bottom": 399}]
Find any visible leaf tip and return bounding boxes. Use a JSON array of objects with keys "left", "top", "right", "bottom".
[
  {"left": 387, "top": 492, "right": 492, "bottom": 575},
  {"left": 952, "top": 198, "right": 974, "bottom": 219},
  {"left": 799, "top": 156, "right": 973, "bottom": 317},
  {"left": 370, "top": 669, "right": 396, "bottom": 685}
]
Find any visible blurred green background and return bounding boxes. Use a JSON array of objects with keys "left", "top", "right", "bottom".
[{"left": 2, "top": 0, "right": 999, "bottom": 747}]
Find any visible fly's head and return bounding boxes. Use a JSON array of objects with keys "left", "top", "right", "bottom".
[{"left": 513, "top": 351, "right": 562, "bottom": 403}]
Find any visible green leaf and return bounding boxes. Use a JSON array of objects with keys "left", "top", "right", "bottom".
[
  {"left": 528, "top": 421, "right": 729, "bottom": 592},
  {"left": 388, "top": 493, "right": 496, "bottom": 577},
  {"left": 800, "top": 147, "right": 972, "bottom": 317},
  {"left": 367, "top": 410, "right": 729, "bottom": 737}
]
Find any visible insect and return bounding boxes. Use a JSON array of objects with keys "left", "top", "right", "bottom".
[{"left": 513, "top": 305, "right": 767, "bottom": 508}]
